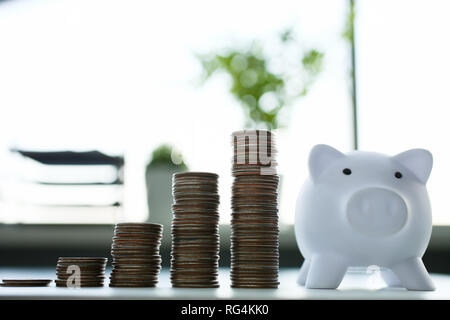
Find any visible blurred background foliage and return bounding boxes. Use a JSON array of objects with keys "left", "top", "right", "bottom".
[
  {"left": 147, "top": 144, "right": 187, "bottom": 169},
  {"left": 198, "top": 28, "right": 324, "bottom": 130},
  {"left": 342, "top": 0, "right": 355, "bottom": 43}
]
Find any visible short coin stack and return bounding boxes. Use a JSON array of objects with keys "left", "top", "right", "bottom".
[
  {"left": 230, "top": 129, "right": 280, "bottom": 288},
  {"left": 170, "top": 172, "right": 220, "bottom": 288},
  {"left": 109, "top": 223, "right": 163, "bottom": 287},
  {"left": 55, "top": 257, "right": 107, "bottom": 287}
]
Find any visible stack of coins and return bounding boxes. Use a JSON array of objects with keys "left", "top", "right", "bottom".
[
  {"left": 170, "top": 172, "right": 220, "bottom": 288},
  {"left": 109, "top": 223, "right": 163, "bottom": 287},
  {"left": 230, "top": 129, "right": 280, "bottom": 288},
  {"left": 55, "top": 257, "right": 107, "bottom": 287}
]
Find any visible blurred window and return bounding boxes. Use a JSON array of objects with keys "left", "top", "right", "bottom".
[
  {"left": 356, "top": 0, "right": 450, "bottom": 225},
  {"left": 0, "top": 0, "right": 352, "bottom": 224}
]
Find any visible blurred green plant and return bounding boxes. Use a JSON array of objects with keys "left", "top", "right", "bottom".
[
  {"left": 198, "top": 28, "right": 324, "bottom": 130},
  {"left": 147, "top": 144, "right": 187, "bottom": 169},
  {"left": 342, "top": 0, "right": 355, "bottom": 43}
]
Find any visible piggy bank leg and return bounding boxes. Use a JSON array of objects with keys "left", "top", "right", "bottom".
[
  {"left": 390, "top": 257, "right": 435, "bottom": 291},
  {"left": 297, "top": 259, "right": 310, "bottom": 286},
  {"left": 380, "top": 268, "right": 402, "bottom": 288},
  {"left": 305, "top": 255, "right": 347, "bottom": 289}
]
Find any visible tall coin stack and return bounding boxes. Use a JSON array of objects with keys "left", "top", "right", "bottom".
[
  {"left": 55, "top": 257, "right": 107, "bottom": 287},
  {"left": 109, "top": 223, "right": 163, "bottom": 287},
  {"left": 170, "top": 172, "right": 220, "bottom": 288},
  {"left": 230, "top": 130, "right": 280, "bottom": 288}
]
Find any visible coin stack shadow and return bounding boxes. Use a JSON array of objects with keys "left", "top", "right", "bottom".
[
  {"left": 230, "top": 129, "right": 280, "bottom": 288},
  {"left": 109, "top": 223, "right": 163, "bottom": 287},
  {"left": 170, "top": 172, "right": 220, "bottom": 288},
  {"left": 55, "top": 257, "right": 107, "bottom": 287}
]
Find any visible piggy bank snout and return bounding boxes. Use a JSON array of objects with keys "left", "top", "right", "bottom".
[{"left": 346, "top": 188, "right": 408, "bottom": 237}]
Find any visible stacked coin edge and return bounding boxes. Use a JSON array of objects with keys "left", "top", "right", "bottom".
[
  {"left": 230, "top": 129, "right": 280, "bottom": 288},
  {"left": 55, "top": 257, "right": 107, "bottom": 287},
  {"left": 170, "top": 172, "right": 220, "bottom": 288},
  {"left": 109, "top": 223, "right": 163, "bottom": 287}
]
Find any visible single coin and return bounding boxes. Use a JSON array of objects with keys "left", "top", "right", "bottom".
[{"left": 1, "top": 279, "right": 52, "bottom": 287}]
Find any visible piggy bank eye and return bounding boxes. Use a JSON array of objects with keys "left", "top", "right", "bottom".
[
  {"left": 342, "top": 168, "right": 352, "bottom": 175},
  {"left": 395, "top": 171, "right": 403, "bottom": 179}
]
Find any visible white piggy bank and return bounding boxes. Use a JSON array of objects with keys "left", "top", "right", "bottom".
[{"left": 295, "top": 144, "right": 435, "bottom": 291}]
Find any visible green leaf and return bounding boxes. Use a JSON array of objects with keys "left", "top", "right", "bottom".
[{"left": 197, "top": 31, "right": 324, "bottom": 129}]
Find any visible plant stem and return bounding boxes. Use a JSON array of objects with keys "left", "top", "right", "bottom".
[{"left": 350, "top": 0, "right": 358, "bottom": 150}]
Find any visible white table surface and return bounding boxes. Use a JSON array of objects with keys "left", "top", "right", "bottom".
[{"left": 0, "top": 268, "right": 449, "bottom": 300}]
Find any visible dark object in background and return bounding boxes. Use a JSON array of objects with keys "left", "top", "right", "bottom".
[
  {"left": 12, "top": 149, "right": 124, "bottom": 166},
  {"left": 12, "top": 149, "right": 124, "bottom": 184},
  {"left": 8, "top": 149, "right": 125, "bottom": 223}
]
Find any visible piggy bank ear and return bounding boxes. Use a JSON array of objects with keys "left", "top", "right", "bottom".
[
  {"left": 392, "top": 149, "right": 433, "bottom": 184},
  {"left": 309, "top": 144, "right": 345, "bottom": 182}
]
